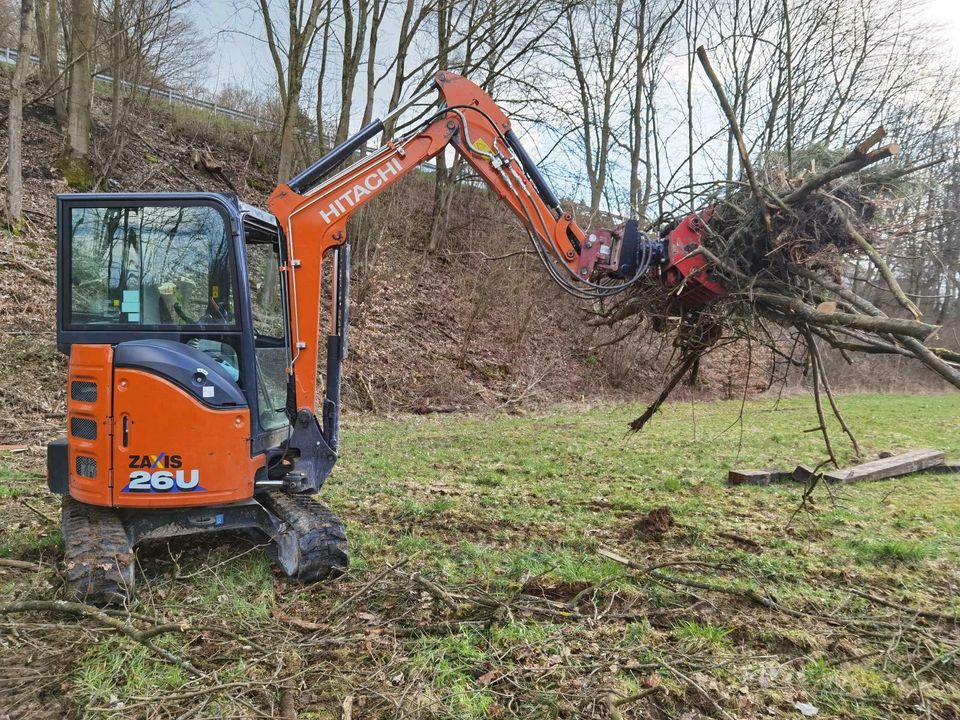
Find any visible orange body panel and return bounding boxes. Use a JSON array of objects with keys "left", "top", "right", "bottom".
[
  {"left": 111, "top": 369, "right": 262, "bottom": 508},
  {"left": 268, "top": 130, "right": 451, "bottom": 412},
  {"left": 67, "top": 344, "right": 115, "bottom": 506}
]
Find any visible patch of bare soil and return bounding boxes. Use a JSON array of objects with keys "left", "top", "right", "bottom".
[{"left": 632, "top": 506, "right": 675, "bottom": 539}]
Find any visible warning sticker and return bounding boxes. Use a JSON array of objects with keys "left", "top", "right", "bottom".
[{"left": 473, "top": 137, "right": 493, "bottom": 155}]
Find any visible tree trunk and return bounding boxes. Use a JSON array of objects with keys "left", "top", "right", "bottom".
[
  {"left": 63, "top": 0, "right": 94, "bottom": 184},
  {"left": 359, "top": 0, "right": 387, "bottom": 154},
  {"left": 382, "top": 0, "right": 428, "bottom": 139},
  {"left": 35, "top": 0, "right": 66, "bottom": 124},
  {"left": 110, "top": 0, "right": 123, "bottom": 130},
  {"left": 315, "top": 0, "right": 332, "bottom": 152},
  {"left": 426, "top": 0, "right": 452, "bottom": 252},
  {"left": 259, "top": 0, "right": 324, "bottom": 183},
  {"left": 277, "top": 92, "right": 300, "bottom": 182},
  {"left": 6, "top": 0, "right": 37, "bottom": 226},
  {"left": 335, "top": 0, "right": 370, "bottom": 144}
]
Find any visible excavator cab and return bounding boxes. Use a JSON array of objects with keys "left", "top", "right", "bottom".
[{"left": 51, "top": 193, "right": 348, "bottom": 603}]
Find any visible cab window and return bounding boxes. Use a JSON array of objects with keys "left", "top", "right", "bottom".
[
  {"left": 245, "top": 220, "right": 290, "bottom": 431},
  {"left": 68, "top": 204, "right": 236, "bottom": 328}
]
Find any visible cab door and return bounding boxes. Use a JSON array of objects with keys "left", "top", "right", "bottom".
[{"left": 56, "top": 194, "right": 263, "bottom": 507}]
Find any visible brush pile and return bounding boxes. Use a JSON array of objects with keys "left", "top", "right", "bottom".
[{"left": 618, "top": 50, "right": 959, "bottom": 464}]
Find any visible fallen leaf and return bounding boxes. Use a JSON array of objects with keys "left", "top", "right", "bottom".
[
  {"left": 477, "top": 669, "right": 499, "bottom": 685},
  {"left": 795, "top": 701, "right": 819, "bottom": 716},
  {"left": 270, "top": 608, "right": 325, "bottom": 631}
]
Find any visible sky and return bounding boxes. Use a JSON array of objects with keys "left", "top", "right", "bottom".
[
  {"left": 926, "top": 0, "right": 960, "bottom": 45},
  {"left": 195, "top": 0, "right": 960, "bottom": 98},
  {"left": 188, "top": 0, "right": 960, "bottom": 212}
]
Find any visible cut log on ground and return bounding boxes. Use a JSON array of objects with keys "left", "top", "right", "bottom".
[
  {"left": 823, "top": 449, "right": 945, "bottom": 484},
  {"left": 792, "top": 464, "right": 818, "bottom": 483},
  {"left": 727, "top": 469, "right": 794, "bottom": 486}
]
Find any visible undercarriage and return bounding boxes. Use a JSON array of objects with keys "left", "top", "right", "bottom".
[{"left": 61, "top": 494, "right": 348, "bottom": 604}]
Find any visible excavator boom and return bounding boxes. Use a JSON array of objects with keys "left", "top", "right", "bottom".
[{"left": 269, "top": 72, "right": 675, "bottom": 418}]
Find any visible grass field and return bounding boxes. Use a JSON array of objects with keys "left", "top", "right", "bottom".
[{"left": 1, "top": 394, "right": 959, "bottom": 719}]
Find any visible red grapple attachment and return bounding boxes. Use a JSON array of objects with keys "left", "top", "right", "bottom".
[{"left": 662, "top": 208, "right": 726, "bottom": 310}]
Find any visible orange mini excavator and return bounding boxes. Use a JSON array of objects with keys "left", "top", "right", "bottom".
[{"left": 49, "top": 71, "right": 724, "bottom": 603}]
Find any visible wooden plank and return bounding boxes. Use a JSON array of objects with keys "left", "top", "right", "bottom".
[
  {"left": 727, "top": 469, "right": 792, "bottom": 486},
  {"left": 824, "top": 449, "right": 944, "bottom": 484},
  {"left": 792, "top": 464, "right": 817, "bottom": 483}
]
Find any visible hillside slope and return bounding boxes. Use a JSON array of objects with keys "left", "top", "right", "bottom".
[{"left": 0, "top": 81, "right": 775, "bottom": 443}]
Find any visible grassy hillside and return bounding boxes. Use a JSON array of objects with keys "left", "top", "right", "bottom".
[{"left": 1, "top": 394, "right": 958, "bottom": 718}]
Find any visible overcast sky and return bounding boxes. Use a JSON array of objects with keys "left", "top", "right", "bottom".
[
  {"left": 195, "top": 0, "right": 960, "bottom": 97},
  {"left": 188, "top": 0, "right": 960, "bottom": 211}
]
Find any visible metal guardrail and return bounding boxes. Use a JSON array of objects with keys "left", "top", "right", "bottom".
[{"left": 1, "top": 44, "right": 286, "bottom": 131}]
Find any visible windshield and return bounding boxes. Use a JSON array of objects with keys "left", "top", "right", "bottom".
[{"left": 68, "top": 204, "right": 236, "bottom": 328}]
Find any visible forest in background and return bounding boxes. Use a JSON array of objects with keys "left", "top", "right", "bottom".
[{"left": 1, "top": 0, "right": 958, "bottom": 446}]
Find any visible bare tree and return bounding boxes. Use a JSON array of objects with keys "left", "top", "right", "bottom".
[
  {"left": 62, "top": 0, "right": 95, "bottom": 183},
  {"left": 5, "top": 0, "right": 36, "bottom": 227},
  {"left": 380, "top": 0, "right": 434, "bottom": 138},
  {"left": 622, "top": 0, "right": 682, "bottom": 219},
  {"left": 96, "top": 0, "right": 209, "bottom": 184},
  {"left": 334, "top": 0, "right": 370, "bottom": 144},
  {"left": 0, "top": 0, "right": 17, "bottom": 46},
  {"left": 424, "top": 0, "right": 560, "bottom": 252},
  {"left": 314, "top": 0, "right": 333, "bottom": 150},
  {"left": 35, "top": 0, "right": 66, "bottom": 124},
  {"left": 110, "top": 0, "right": 123, "bottom": 129},
  {"left": 544, "top": 0, "right": 629, "bottom": 219},
  {"left": 359, "top": 0, "right": 389, "bottom": 132},
  {"left": 259, "top": 0, "right": 325, "bottom": 181}
]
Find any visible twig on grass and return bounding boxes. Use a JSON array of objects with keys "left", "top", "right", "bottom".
[
  {"left": 0, "top": 600, "right": 204, "bottom": 677},
  {"left": 0, "top": 558, "right": 42, "bottom": 571},
  {"left": 850, "top": 589, "right": 960, "bottom": 624},
  {"left": 604, "top": 686, "right": 663, "bottom": 720},
  {"left": 20, "top": 498, "right": 57, "bottom": 525},
  {"left": 326, "top": 558, "right": 410, "bottom": 619}
]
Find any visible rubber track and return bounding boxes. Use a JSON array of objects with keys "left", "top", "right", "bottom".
[
  {"left": 259, "top": 493, "right": 348, "bottom": 581},
  {"left": 61, "top": 497, "right": 135, "bottom": 605}
]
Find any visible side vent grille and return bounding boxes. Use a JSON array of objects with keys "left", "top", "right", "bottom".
[
  {"left": 75, "top": 456, "right": 98, "bottom": 478},
  {"left": 71, "top": 381, "right": 97, "bottom": 402},
  {"left": 70, "top": 417, "right": 98, "bottom": 440}
]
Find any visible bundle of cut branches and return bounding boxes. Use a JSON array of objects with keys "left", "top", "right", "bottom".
[{"left": 618, "top": 48, "right": 959, "bottom": 465}]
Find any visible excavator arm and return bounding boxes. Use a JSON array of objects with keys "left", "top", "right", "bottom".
[{"left": 266, "top": 71, "right": 722, "bottom": 490}]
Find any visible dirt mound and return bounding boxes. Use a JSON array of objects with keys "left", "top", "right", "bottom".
[{"left": 632, "top": 506, "right": 675, "bottom": 539}]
